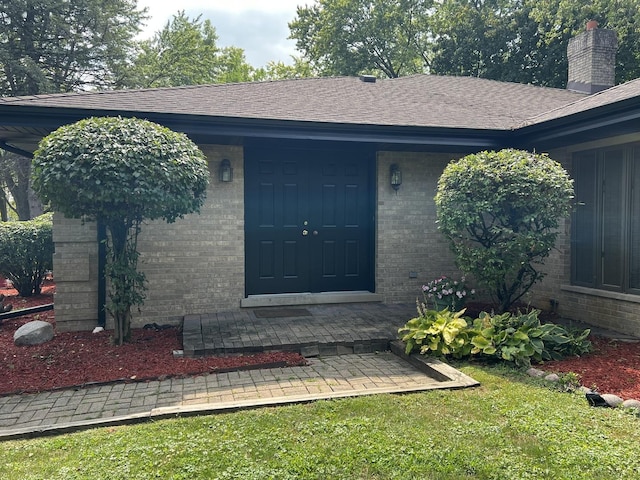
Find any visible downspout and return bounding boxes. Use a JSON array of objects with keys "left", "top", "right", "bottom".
[{"left": 97, "top": 220, "right": 106, "bottom": 328}]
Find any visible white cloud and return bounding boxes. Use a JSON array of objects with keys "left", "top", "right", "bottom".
[{"left": 136, "top": 0, "right": 312, "bottom": 67}]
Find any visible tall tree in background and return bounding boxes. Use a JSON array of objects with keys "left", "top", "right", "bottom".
[
  {"left": 430, "top": 0, "right": 546, "bottom": 84},
  {"left": 121, "top": 11, "right": 257, "bottom": 88},
  {"left": 289, "top": 0, "right": 433, "bottom": 78},
  {"left": 432, "top": 0, "right": 640, "bottom": 87},
  {"left": 0, "top": 0, "right": 145, "bottom": 96},
  {"left": 289, "top": 0, "right": 640, "bottom": 87},
  {"left": 0, "top": 151, "right": 41, "bottom": 221},
  {"left": 254, "top": 58, "right": 315, "bottom": 81},
  {"left": 0, "top": 0, "right": 146, "bottom": 220}
]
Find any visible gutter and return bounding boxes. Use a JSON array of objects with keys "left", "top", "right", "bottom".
[{"left": 0, "top": 141, "right": 33, "bottom": 158}]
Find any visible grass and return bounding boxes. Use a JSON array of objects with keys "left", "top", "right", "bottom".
[{"left": 1, "top": 364, "right": 640, "bottom": 479}]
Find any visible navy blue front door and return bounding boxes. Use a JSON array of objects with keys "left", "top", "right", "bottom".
[{"left": 245, "top": 147, "right": 373, "bottom": 295}]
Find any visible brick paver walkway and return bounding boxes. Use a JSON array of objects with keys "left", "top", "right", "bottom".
[
  {"left": 0, "top": 351, "right": 477, "bottom": 440},
  {"left": 0, "top": 302, "right": 485, "bottom": 440},
  {"left": 183, "top": 303, "right": 417, "bottom": 356}
]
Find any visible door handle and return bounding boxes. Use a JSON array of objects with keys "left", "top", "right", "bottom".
[{"left": 302, "top": 229, "right": 308, "bottom": 236}]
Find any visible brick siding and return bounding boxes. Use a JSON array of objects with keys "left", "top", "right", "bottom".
[{"left": 376, "top": 151, "right": 464, "bottom": 304}]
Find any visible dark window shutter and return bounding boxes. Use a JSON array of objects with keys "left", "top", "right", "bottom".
[
  {"left": 600, "top": 149, "right": 625, "bottom": 290},
  {"left": 630, "top": 148, "right": 640, "bottom": 290},
  {"left": 572, "top": 152, "right": 597, "bottom": 287}
]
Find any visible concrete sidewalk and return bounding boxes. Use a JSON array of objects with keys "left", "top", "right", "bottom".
[{"left": 0, "top": 351, "right": 478, "bottom": 441}]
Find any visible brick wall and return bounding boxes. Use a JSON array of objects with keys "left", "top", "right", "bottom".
[
  {"left": 52, "top": 213, "right": 100, "bottom": 332},
  {"left": 53, "top": 145, "right": 245, "bottom": 331},
  {"left": 567, "top": 27, "right": 617, "bottom": 93},
  {"left": 376, "top": 151, "right": 464, "bottom": 303}
]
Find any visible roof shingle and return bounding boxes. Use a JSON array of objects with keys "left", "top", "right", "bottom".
[{"left": 0, "top": 75, "right": 587, "bottom": 131}]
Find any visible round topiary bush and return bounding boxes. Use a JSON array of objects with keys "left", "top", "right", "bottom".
[
  {"left": 32, "top": 117, "right": 209, "bottom": 344},
  {"left": 435, "top": 149, "right": 574, "bottom": 313}
]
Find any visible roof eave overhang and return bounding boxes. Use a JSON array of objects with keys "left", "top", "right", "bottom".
[
  {"left": 0, "top": 105, "right": 510, "bottom": 155},
  {"left": 514, "top": 97, "right": 640, "bottom": 150}
]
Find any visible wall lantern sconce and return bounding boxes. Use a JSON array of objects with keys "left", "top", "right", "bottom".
[
  {"left": 390, "top": 164, "right": 402, "bottom": 193},
  {"left": 219, "top": 159, "right": 233, "bottom": 183}
]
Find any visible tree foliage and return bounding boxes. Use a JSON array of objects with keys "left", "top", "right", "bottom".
[
  {"left": 0, "top": 0, "right": 145, "bottom": 96},
  {"left": 32, "top": 117, "right": 209, "bottom": 344},
  {"left": 0, "top": 151, "right": 33, "bottom": 220},
  {"left": 435, "top": 149, "right": 574, "bottom": 313},
  {"left": 430, "top": 0, "right": 547, "bottom": 84},
  {"left": 121, "top": 11, "right": 257, "bottom": 88},
  {"left": 289, "top": 0, "right": 433, "bottom": 78},
  {"left": 289, "top": 0, "right": 640, "bottom": 86},
  {"left": 0, "top": 212, "right": 53, "bottom": 297}
]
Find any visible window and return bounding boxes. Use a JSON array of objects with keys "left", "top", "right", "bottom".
[{"left": 572, "top": 145, "right": 640, "bottom": 294}]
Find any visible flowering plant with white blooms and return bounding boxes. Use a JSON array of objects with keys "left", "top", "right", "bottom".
[{"left": 421, "top": 276, "right": 474, "bottom": 311}]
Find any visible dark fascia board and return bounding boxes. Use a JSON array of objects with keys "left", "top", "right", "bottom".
[
  {"left": 513, "top": 96, "right": 640, "bottom": 150},
  {"left": 0, "top": 105, "right": 510, "bottom": 153}
]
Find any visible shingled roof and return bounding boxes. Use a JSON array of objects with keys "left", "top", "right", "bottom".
[
  {"left": 0, "top": 74, "right": 586, "bottom": 131},
  {"left": 521, "top": 76, "right": 640, "bottom": 127}
]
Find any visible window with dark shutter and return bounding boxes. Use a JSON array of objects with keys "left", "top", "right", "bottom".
[{"left": 572, "top": 144, "right": 640, "bottom": 295}]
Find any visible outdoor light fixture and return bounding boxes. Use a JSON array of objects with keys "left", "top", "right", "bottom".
[
  {"left": 219, "top": 159, "right": 233, "bottom": 183},
  {"left": 390, "top": 164, "right": 402, "bottom": 193}
]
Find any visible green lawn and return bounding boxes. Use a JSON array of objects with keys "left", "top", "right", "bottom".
[{"left": 1, "top": 364, "right": 639, "bottom": 480}]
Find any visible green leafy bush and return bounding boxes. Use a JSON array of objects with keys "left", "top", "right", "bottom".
[
  {"left": 435, "top": 149, "right": 574, "bottom": 313},
  {"left": 0, "top": 213, "right": 53, "bottom": 297},
  {"left": 399, "top": 306, "right": 592, "bottom": 367}
]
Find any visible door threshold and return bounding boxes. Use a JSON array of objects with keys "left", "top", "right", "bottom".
[{"left": 241, "top": 291, "right": 383, "bottom": 308}]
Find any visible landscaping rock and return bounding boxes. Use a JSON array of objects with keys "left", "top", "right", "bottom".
[
  {"left": 622, "top": 399, "right": 640, "bottom": 410},
  {"left": 544, "top": 373, "right": 560, "bottom": 382},
  {"left": 601, "top": 393, "right": 624, "bottom": 408},
  {"left": 526, "top": 367, "right": 545, "bottom": 378},
  {"left": 578, "top": 386, "right": 594, "bottom": 394},
  {"left": 14, "top": 320, "right": 54, "bottom": 346}
]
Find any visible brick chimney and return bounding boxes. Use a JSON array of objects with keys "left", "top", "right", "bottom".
[{"left": 567, "top": 21, "right": 618, "bottom": 94}]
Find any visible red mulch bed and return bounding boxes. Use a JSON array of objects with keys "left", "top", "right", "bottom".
[
  {"left": 0, "top": 282, "right": 307, "bottom": 396},
  {"left": 544, "top": 337, "right": 640, "bottom": 400}
]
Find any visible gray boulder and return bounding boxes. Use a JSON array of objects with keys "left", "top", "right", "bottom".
[
  {"left": 601, "top": 393, "right": 624, "bottom": 408},
  {"left": 544, "top": 373, "right": 560, "bottom": 382},
  {"left": 14, "top": 320, "right": 54, "bottom": 346},
  {"left": 526, "top": 367, "right": 546, "bottom": 378},
  {"left": 622, "top": 399, "right": 640, "bottom": 410}
]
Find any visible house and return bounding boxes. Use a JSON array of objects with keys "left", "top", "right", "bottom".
[{"left": 2, "top": 23, "right": 640, "bottom": 336}]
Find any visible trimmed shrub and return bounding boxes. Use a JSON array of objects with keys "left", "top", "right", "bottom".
[
  {"left": 32, "top": 117, "right": 209, "bottom": 344},
  {"left": 435, "top": 149, "right": 574, "bottom": 313},
  {"left": 0, "top": 213, "right": 53, "bottom": 297}
]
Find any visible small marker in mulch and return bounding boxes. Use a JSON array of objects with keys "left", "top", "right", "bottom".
[{"left": 173, "top": 350, "right": 184, "bottom": 357}]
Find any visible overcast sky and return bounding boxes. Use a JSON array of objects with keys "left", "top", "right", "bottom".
[{"left": 136, "top": 0, "right": 312, "bottom": 68}]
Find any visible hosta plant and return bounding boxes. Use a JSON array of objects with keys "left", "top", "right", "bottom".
[
  {"left": 400, "top": 306, "right": 592, "bottom": 368},
  {"left": 398, "top": 302, "right": 474, "bottom": 358},
  {"left": 470, "top": 310, "right": 591, "bottom": 367}
]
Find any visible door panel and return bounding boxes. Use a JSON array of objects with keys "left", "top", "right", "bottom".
[{"left": 245, "top": 147, "right": 373, "bottom": 296}]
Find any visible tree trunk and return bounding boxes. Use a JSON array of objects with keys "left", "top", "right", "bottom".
[{"left": 0, "top": 194, "right": 7, "bottom": 222}]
